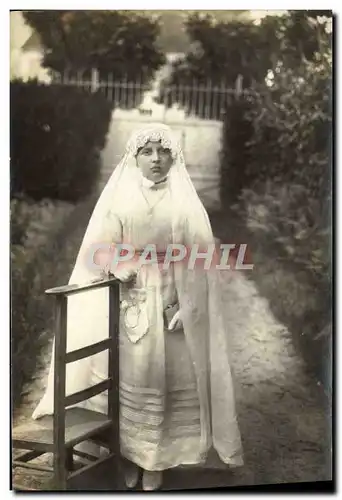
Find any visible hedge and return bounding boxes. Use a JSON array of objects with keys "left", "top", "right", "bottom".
[
  {"left": 219, "top": 57, "right": 332, "bottom": 390},
  {"left": 11, "top": 78, "right": 112, "bottom": 407},
  {"left": 11, "top": 192, "right": 102, "bottom": 409},
  {"left": 11, "top": 197, "right": 75, "bottom": 407},
  {"left": 10, "top": 79, "right": 112, "bottom": 202}
]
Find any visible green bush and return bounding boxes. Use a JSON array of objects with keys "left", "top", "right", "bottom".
[
  {"left": 11, "top": 195, "right": 32, "bottom": 246},
  {"left": 24, "top": 11, "right": 165, "bottom": 81},
  {"left": 175, "top": 11, "right": 332, "bottom": 86},
  {"left": 220, "top": 94, "right": 254, "bottom": 205},
  {"left": 159, "top": 11, "right": 332, "bottom": 121},
  {"left": 156, "top": 14, "right": 267, "bottom": 120},
  {"left": 10, "top": 79, "right": 112, "bottom": 202},
  {"left": 221, "top": 52, "right": 331, "bottom": 200},
  {"left": 219, "top": 25, "right": 332, "bottom": 388},
  {"left": 237, "top": 179, "right": 331, "bottom": 294},
  {"left": 247, "top": 63, "right": 330, "bottom": 195},
  {"left": 11, "top": 196, "right": 76, "bottom": 406},
  {"left": 169, "top": 14, "right": 269, "bottom": 86}
]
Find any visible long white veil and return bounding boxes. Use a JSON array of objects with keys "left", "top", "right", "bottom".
[{"left": 32, "top": 123, "right": 243, "bottom": 467}]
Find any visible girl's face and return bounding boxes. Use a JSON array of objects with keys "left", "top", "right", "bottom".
[{"left": 136, "top": 141, "right": 173, "bottom": 183}]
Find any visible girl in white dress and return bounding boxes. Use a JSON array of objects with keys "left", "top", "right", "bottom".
[{"left": 33, "top": 124, "right": 243, "bottom": 491}]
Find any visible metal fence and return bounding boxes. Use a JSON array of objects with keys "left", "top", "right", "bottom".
[
  {"left": 50, "top": 69, "right": 151, "bottom": 110},
  {"left": 50, "top": 68, "right": 243, "bottom": 121}
]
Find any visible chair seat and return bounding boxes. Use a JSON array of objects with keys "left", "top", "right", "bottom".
[{"left": 13, "top": 408, "right": 111, "bottom": 451}]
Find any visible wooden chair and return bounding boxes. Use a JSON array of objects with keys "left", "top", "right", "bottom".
[{"left": 12, "top": 276, "right": 121, "bottom": 491}]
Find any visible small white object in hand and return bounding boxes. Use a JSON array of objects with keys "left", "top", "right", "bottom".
[
  {"left": 114, "top": 268, "right": 136, "bottom": 283},
  {"left": 168, "top": 310, "right": 182, "bottom": 331}
]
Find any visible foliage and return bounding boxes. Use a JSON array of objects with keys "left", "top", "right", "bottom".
[
  {"left": 218, "top": 13, "right": 332, "bottom": 385},
  {"left": 174, "top": 14, "right": 269, "bottom": 86},
  {"left": 220, "top": 95, "right": 254, "bottom": 201},
  {"left": 178, "top": 10, "right": 332, "bottom": 85},
  {"left": 148, "top": 10, "right": 252, "bottom": 53},
  {"left": 221, "top": 47, "right": 331, "bottom": 203},
  {"left": 11, "top": 197, "right": 75, "bottom": 406},
  {"left": 222, "top": 35, "right": 332, "bottom": 283},
  {"left": 231, "top": 178, "right": 332, "bottom": 390},
  {"left": 249, "top": 63, "right": 330, "bottom": 194},
  {"left": 157, "top": 15, "right": 266, "bottom": 118},
  {"left": 23, "top": 11, "right": 165, "bottom": 81},
  {"left": 11, "top": 79, "right": 112, "bottom": 201},
  {"left": 238, "top": 180, "right": 331, "bottom": 289},
  {"left": 158, "top": 10, "right": 332, "bottom": 118},
  {"left": 11, "top": 195, "right": 32, "bottom": 246}
]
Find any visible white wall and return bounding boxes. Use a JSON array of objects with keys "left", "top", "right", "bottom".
[
  {"left": 10, "top": 11, "right": 51, "bottom": 83},
  {"left": 10, "top": 11, "right": 31, "bottom": 51}
]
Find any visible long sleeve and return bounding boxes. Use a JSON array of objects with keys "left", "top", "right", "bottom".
[{"left": 91, "top": 209, "right": 123, "bottom": 277}]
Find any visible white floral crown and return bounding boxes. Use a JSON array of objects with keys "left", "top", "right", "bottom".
[{"left": 126, "top": 125, "right": 181, "bottom": 159}]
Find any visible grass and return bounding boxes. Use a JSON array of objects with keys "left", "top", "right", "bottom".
[
  {"left": 11, "top": 192, "right": 100, "bottom": 414},
  {"left": 209, "top": 205, "right": 332, "bottom": 398},
  {"left": 12, "top": 200, "right": 331, "bottom": 490}
]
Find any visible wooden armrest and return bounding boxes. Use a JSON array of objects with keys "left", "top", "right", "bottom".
[{"left": 45, "top": 276, "right": 119, "bottom": 297}]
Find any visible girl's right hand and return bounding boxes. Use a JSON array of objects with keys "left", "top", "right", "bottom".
[{"left": 114, "top": 267, "right": 137, "bottom": 283}]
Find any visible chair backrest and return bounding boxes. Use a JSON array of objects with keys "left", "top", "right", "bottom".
[{"left": 45, "top": 277, "right": 120, "bottom": 443}]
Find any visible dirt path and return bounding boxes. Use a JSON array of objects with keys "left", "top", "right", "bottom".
[
  {"left": 13, "top": 214, "right": 331, "bottom": 490},
  {"left": 13, "top": 119, "right": 331, "bottom": 488},
  {"left": 213, "top": 266, "right": 330, "bottom": 486}
]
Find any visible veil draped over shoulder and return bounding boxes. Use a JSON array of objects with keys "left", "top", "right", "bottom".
[{"left": 33, "top": 123, "right": 243, "bottom": 467}]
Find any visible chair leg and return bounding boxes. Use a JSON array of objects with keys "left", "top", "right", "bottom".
[
  {"left": 53, "top": 449, "right": 68, "bottom": 490},
  {"left": 66, "top": 448, "right": 74, "bottom": 472},
  {"left": 108, "top": 428, "right": 122, "bottom": 490}
]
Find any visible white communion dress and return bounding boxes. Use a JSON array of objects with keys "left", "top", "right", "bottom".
[
  {"left": 87, "top": 178, "right": 203, "bottom": 471},
  {"left": 32, "top": 125, "right": 243, "bottom": 475}
]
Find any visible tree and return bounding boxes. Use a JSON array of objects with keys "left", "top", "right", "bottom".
[
  {"left": 164, "top": 10, "right": 332, "bottom": 87},
  {"left": 259, "top": 10, "right": 332, "bottom": 73},
  {"left": 169, "top": 14, "right": 269, "bottom": 87},
  {"left": 23, "top": 11, "right": 165, "bottom": 81}
]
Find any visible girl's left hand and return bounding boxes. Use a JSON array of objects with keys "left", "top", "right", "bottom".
[{"left": 168, "top": 310, "right": 183, "bottom": 331}]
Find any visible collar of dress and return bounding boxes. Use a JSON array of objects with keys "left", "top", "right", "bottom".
[{"left": 141, "top": 175, "right": 168, "bottom": 189}]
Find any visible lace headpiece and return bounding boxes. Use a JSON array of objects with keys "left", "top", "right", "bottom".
[{"left": 125, "top": 123, "right": 181, "bottom": 159}]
